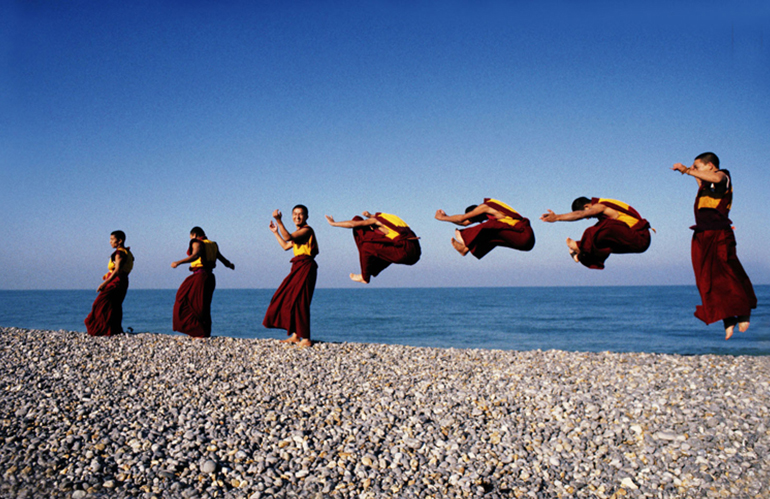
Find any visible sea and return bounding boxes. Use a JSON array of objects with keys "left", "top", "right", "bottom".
[{"left": 1, "top": 286, "right": 768, "bottom": 356}]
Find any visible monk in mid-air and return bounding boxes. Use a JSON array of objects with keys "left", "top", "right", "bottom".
[
  {"left": 263, "top": 205, "right": 318, "bottom": 347},
  {"left": 435, "top": 198, "right": 535, "bottom": 258},
  {"left": 171, "top": 227, "right": 235, "bottom": 338},
  {"left": 85, "top": 230, "right": 135, "bottom": 336},
  {"left": 672, "top": 152, "right": 756, "bottom": 340},
  {"left": 540, "top": 197, "right": 652, "bottom": 269},
  {"left": 325, "top": 211, "right": 421, "bottom": 283}
]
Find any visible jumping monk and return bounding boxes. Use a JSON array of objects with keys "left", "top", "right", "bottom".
[
  {"left": 540, "top": 197, "right": 652, "bottom": 269},
  {"left": 435, "top": 198, "right": 535, "bottom": 258},
  {"left": 263, "top": 205, "right": 318, "bottom": 347},
  {"left": 85, "top": 230, "right": 135, "bottom": 336},
  {"left": 672, "top": 152, "right": 757, "bottom": 340},
  {"left": 325, "top": 211, "right": 421, "bottom": 283},
  {"left": 171, "top": 227, "right": 234, "bottom": 338}
]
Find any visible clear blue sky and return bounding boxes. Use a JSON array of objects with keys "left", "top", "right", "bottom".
[{"left": 2, "top": 1, "right": 768, "bottom": 289}]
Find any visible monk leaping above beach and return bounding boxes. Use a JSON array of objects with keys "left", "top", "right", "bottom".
[
  {"left": 540, "top": 197, "right": 652, "bottom": 270},
  {"left": 435, "top": 198, "right": 535, "bottom": 259},
  {"left": 326, "top": 211, "right": 421, "bottom": 284}
]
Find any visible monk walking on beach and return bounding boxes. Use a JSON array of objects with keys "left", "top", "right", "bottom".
[
  {"left": 85, "top": 230, "right": 134, "bottom": 336},
  {"left": 263, "top": 205, "right": 318, "bottom": 347},
  {"left": 435, "top": 198, "right": 535, "bottom": 258},
  {"left": 325, "top": 211, "right": 421, "bottom": 284},
  {"left": 672, "top": 152, "right": 756, "bottom": 339},
  {"left": 171, "top": 227, "right": 235, "bottom": 338},
  {"left": 540, "top": 197, "right": 652, "bottom": 269}
]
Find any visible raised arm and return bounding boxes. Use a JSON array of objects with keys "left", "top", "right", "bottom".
[
  {"left": 271, "top": 209, "right": 293, "bottom": 241},
  {"left": 171, "top": 240, "right": 202, "bottom": 268},
  {"left": 671, "top": 163, "right": 726, "bottom": 186},
  {"left": 269, "top": 221, "right": 294, "bottom": 251},
  {"left": 435, "top": 204, "right": 493, "bottom": 226}
]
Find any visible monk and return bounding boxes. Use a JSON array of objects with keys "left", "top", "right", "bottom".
[
  {"left": 325, "top": 211, "right": 421, "bottom": 283},
  {"left": 672, "top": 152, "right": 756, "bottom": 340},
  {"left": 263, "top": 205, "right": 318, "bottom": 347},
  {"left": 435, "top": 198, "right": 535, "bottom": 258},
  {"left": 171, "top": 227, "right": 234, "bottom": 338},
  {"left": 540, "top": 197, "right": 652, "bottom": 269},
  {"left": 85, "top": 230, "right": 135, "bottom": 336}
]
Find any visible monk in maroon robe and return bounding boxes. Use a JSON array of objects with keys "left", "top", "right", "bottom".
[
  {"left": 171, "top": 227, "right": 234, "bottom": 338},
  {"left": 435, "top": 198, "right": 535, "bottom": 259},
  {"left": 673, "top": 152, "right": 756, "bottom": 339},
  {"left": 85, "top": 230, "right": 134, "bottom": 336},
  {"left": 326, "top": 211, "right": 420, "bottom": 283},
  {"left": 541, "top": 197, "right": 652, "bottom": 269},
  {"left": 263, "top": 205, "right": 318, "bottom": 347}
]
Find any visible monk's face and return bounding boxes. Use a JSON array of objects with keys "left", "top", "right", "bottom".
[
  {"left": 692, "top": 159, "right": 715, "bottom": 172},
  {"left": 292, "top": 207, "right": 308, "bottom": 227},
  {"left": 109, "top": 234, "right": 121, "bottom": 248}
]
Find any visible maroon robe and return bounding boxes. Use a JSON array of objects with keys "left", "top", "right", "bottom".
[
  {"left": 352, "top": 216, "right": 421, "bottom": 282},
  {"left": 173, "top": 269, "right": 216, "bottom": 338},
  {"left": 460, "top": 218, "right": 535, "bottom": 259},
  {"left": 85, "top": 273, "right": 129, "bottom": 336},
  {"left": 263, "top": 255, "right": 318, "bottom": 339},
  {"left": 577, "top": 199, "right": 651, "bottom": 270},
  {"left": 690, "top": 170, "right": 756, "bottom": 324}
]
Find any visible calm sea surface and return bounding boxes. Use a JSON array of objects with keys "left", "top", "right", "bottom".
[{"left": 1, "top": 286, "right": 768, "bottom": 356}]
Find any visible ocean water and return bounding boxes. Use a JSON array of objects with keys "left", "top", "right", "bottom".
[{"left": 0, "top": 286, "right": 768, "bottom": 356}]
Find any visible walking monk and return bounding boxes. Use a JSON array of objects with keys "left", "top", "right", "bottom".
[
  {"left": 325, "top": 211, "right": 421, "bottom": 284},
  {"left": 85, "top": 230, "right": 134, "bottom": 336},
  {"left": 540, "top": 197, "right": 652, "bottom": 269},
  {"left": 171, "top": 227, "right": 234, "bottom": 338},
  {"left": 672, "top": 152, "right": 756, "bottom": 339},
  {"left": 435, "top": 198, "right": 535, "bottom": 258},
  {"left": 263, "top": 205, "right": 318, "bottom": 347}
]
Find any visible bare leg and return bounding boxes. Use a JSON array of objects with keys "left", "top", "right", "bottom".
[
  {"left": 297, "top": 338, "right": 312, "bottom": 348},
  {"left": 451, "top": 237, "right": 469, "bottom": 256},
  {"left": 723, "top": 317, "right": 738, "bottom": 340},
  {"left": 738, "top": 315, "right": 751, "bottom": 333},
  {"left": 281, "top": 332, "right": 301, "bottom": 344},
  {"left": 454, "top": 229, "right": 465, "bottom": 246},
  {"left": 566, "top": 238, "right": 580, "bottom": 263},
  {"left": 350, "top": 273, "right": 369, "bottom": 284}
]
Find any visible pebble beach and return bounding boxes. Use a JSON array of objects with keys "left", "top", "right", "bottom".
[{"left": 1, "top": 327, "right": 768, "bottom": 498}]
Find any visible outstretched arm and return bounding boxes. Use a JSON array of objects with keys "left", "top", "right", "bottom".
[
  {"left": 325, "top": 214, "right": 379, "bottom": 229},
  {"left": 171, "top": 241, "right": 201, "bottom": 268},
  {"left": 435, "top": 204, "right": 493, "bottom": 226},
  {"left": 671, "top": 163, "right": 726, "bottom": 186},
  {"left": 217, "top": 251, "right": 235, "bottom": 270},
  {"left": 540, "top": 204, "right": 604, "bottom": 223},
  {"left": 272, "top": 209, "right": 292, "bottom": 241}
]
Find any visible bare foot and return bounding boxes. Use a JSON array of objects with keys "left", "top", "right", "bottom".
[
  {"left": 297, "top": 338, "right": 312, "bottom": 348},
  {"left": 451, "top": 237, "right": 469, "bottom": 256},
  {"left": 281, "top": 333, "right": 301, "bottom": 344},
  {"left": 738, "top": 315, "right": 750, "bottom": 333},
  {"left": 566, "top": 238, "right": 580, "bottom": 263},
  {"left": 454, "top": 229, "right": 465, "bottom": 246},
  {"left": 724, "top": 317, "right": 737, "bottom": 340},
  {"left": 350, "top": 273, "right": 369, "bottom": 284}
]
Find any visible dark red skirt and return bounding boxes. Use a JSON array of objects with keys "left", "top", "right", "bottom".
[
  {"left": 173, "top": 269, "right": 216, "bottom": 338},
  {"left": 85, "top": 274, "right": 129, "bottom": 337},
  {"left": 263, "top": 255, "right": 318, "bottom": 339},
  {"left": 692, "top": 229, "right": 757, "bottom": 325},
  {"left": 577, "top": 218, "right": 651, "bottom": 270},
  {"left": 459, "top": 219, "right": 535, "bottom": 259},
  {"left": 353, "top": 223, "right": 421, "bottom": 282}
]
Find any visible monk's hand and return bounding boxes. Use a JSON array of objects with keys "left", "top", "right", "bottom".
[
  {"left": 325, "top": 215, "right": 335, "bottom": 225},
  {"left": 227, "top": 262, "right": 235, "bottom": 270},
  {"left": 171, "top": 262, "right": 179, "bottom": 269},
  {"left": 97, "top": 284, "right": 104, "bottom": 292},
  {"left": 540, "top": 210, "right": 558, "bottom": 223},
  {"left": 272, "top": 209, "right": 282, "bottom": 220},
  {"left": 672, "top": 163, "right": 688, "bottom": 174},
  {"left": 269, "top": 221, "right": 278, "bottom": 233},
  {"left": 362, "top": 211, "right": 372, "bottom": 218},
  {"left": 435, "top": 209, "right": 447, "bottom": 220}
]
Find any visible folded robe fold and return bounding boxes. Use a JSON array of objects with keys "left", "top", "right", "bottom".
[
  {"left": 352, "top": 215, "right": 421, "bottom": 282},
  {"left": 173, "top": 269, "right": 216, "bottom": 338},
  {"left": 85, "top": 274, "right": 129, "bottom": 336},
  {"left": 460, "top": 218, "right": 535, "bottom": 259},
  {"left": 263, "top": 255, "right": 318, "bottom": 339},
  {"left": 577, "top": 218, "right": 651, "bottom": 270}
]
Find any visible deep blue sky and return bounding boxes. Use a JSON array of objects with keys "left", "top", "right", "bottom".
[{"left": 2, "top": 1, "right": 768, "bottom": 289}]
